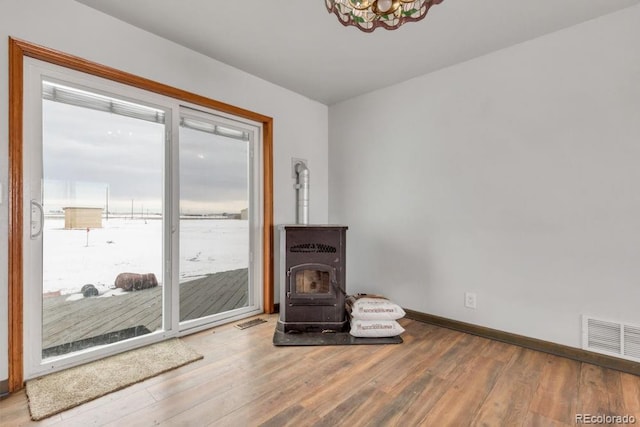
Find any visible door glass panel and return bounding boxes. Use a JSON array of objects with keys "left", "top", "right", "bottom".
[
  {"left": 179, "top": 114, "right": 250, "bottom": 322},
  {"left": 41, "top": 81, "right": 165, "bottom": 359},
  {"left": 295, "top": 270, "right": 331, "bottom": 294}
]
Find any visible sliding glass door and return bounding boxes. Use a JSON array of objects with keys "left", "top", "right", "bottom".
[
  {"left": 178, "top": 109, "right": 256, "bottom": 329},
  {"left": 22, "top": 58, "right": 263, "bottom": 379},
  {"left": 39, "top": 81, "right": 167, "bottom": 360}
]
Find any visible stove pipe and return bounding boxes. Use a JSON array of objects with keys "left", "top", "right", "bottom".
[{"left": 295, "top": 161, "right": 309, "bottom": 225}]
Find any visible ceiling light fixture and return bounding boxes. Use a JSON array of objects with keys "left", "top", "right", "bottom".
[{"left": 326, "top": 0, "right": 444, "bottom": 32}]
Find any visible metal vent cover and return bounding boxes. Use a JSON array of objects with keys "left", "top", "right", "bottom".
[
  {"left": 624, "top": 324, "right": 640, "bottom": 360},
  {"left": 290, "top": 243, "right": 337, "bottom": 253},
  {"left": 582, "top": 316, "right": 640, "bottom": 362}
]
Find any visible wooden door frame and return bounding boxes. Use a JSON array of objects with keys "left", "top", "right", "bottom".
[{"left": 7, "top": 37, "right": 274, "bottom": 392}]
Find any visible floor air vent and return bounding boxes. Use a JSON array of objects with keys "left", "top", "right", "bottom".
[{"left": 583, "top": 316, "right": 640, "bottom": 362}]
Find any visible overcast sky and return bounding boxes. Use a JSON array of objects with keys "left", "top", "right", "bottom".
[{"left": 43, "top": 100, "right": 249, "bottom": 215}]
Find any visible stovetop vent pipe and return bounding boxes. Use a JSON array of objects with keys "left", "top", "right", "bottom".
[{"left": 294, "top": 161, "right": 309, "bottom": 225}]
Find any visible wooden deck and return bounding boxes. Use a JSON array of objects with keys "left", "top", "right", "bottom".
[{"left": 42, "top": 268, "right": 248, "bottom": 353}]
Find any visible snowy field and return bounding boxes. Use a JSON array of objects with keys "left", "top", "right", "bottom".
[{"left": 43, "top": 217, "right": 248, "bottom": 297}]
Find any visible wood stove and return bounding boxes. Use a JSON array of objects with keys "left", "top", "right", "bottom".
[{"left": 277, "top": 225, "right": 348, "bottom": 333}]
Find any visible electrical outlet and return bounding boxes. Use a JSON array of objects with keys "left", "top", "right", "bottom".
[{"left": 465, "top": 292, "right": 477, "bottom": 309}]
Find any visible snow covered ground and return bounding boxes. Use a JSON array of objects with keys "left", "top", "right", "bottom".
[{"left": 43, "top": 217, "right": 248, "bottom": 296}]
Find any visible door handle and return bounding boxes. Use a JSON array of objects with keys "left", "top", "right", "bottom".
[{"left": 30, "top": 199, "right": 44, "bottom": 239}]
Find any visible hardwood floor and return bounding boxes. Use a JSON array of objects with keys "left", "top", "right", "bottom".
[{"left": 1, "top": 314, "right": 639, "bottom": 426}]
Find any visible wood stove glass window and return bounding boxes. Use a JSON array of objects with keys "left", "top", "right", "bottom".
[{"left": 295, "top": 270, "right": 331, "bottom": 294}]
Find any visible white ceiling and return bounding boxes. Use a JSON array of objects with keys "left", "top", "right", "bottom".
[{"left": 75, "top": 0, "right": 640, "bottom": 105}]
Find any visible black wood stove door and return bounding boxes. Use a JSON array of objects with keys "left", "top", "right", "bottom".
[{"left": 287, "top": 263, "right": 338, "bottom": 306}]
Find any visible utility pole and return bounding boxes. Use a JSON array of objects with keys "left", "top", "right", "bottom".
[{"left": 105, "top": 186, "right": 109, "bottom": 221}]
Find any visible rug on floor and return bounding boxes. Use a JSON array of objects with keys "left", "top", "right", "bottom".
[{"left": 26, "top": 338, "right": 203, "bottom": 421}]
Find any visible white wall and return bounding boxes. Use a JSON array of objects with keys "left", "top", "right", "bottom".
[
  {"left": 0, "top": 0, "right": 329, "bottom": 385},
  {"left": 329, "top": 5, "right": 640, "bottom": 349}
]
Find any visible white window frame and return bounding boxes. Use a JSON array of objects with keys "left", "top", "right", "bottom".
[{"left": 22, "top": 57, "right": 264, "bottom": 379}]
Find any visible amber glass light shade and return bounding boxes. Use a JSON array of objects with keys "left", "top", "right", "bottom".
[{"left": 326, "top": 0, "right": 445, "bottom": 32}]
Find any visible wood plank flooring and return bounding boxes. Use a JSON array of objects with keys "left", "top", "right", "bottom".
[
  {"left": 1, "top": 314, "right": 639, "bottom": 426},
  {"left": 42, "top": 268, "right": 248, "bottom": 349}
]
